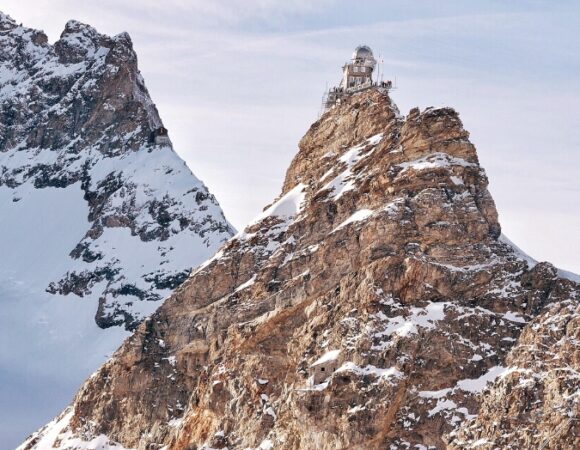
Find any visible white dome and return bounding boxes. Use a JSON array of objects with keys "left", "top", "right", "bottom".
[{"left": 352, "top": 45, "right": 374, "bottom": 60}]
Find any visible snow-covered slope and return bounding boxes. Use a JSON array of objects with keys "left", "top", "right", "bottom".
[
  {"left": 500, "top": 233, "right": 580, "bottom": 282},
  {"left": 0, "top": 12, "right": 234, "bottom": 446}
]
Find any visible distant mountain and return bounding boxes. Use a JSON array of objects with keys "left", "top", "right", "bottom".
[
  {"left": 0, "top": 11, "right": 234, "bottom": 446},
  {"left": 20, "top": 87, "right": 578, "bottom": 449}
]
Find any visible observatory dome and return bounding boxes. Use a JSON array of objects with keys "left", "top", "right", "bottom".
[{"left": 352, "top": 45, "right": 374, "bottom": 60}]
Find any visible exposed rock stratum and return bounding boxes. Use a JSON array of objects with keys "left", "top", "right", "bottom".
[{"left": 18, "top": 88, "right": 579, "bottom": 447}]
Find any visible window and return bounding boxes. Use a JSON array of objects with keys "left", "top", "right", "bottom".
[
  {"left": 353, "top": 66, "right": 359, "bottom": 73},
  {"left": 320, "top": 367, "right": 325, "bottom": 372},
  {"left": 360, "top": 66, "right": 366, "bottom": 73}
]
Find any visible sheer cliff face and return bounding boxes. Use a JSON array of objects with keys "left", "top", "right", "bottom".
[
  {"left": 0, "top": 13, "right": 234, "bottom": 329},
  {"left": 21, "top": 89, "right": 578, "bottom": 450}
]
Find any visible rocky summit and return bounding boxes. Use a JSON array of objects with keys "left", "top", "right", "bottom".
[
  {"left": 18, "top": 86, "right": 579, "bottom": 449},
  {"left": 0, "top": 12, "right": 234, "bottom": 330}
]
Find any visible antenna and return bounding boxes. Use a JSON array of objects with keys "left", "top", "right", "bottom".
[
  {"left": 381, "top": 56, "right": 384, "bottom": 82},
  {"left": 320, "top": 81, "right": 329, "bottom": 117}
]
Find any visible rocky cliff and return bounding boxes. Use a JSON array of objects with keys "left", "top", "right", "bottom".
[
  {"left": 0, "top": 12, "right": 234, "bottom": 329},
  {"left": 19, "top": 88, "right": 579, "bottom": 449}
]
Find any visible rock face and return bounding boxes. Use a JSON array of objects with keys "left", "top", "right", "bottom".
[
  {"left": 0, "top": 12, "right": 234, "bottom": 329},
  {"left": 19, "top": 87, "right": 579, "bottom": 449},
  {"left": 448, "top": 299, "right": 579, "bottom": 449}
]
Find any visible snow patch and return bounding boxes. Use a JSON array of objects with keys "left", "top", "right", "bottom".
[
  {"left": 320, "top": 134, "right": 382, "bottom": 200},
  {"left": 502, "top": 311, "right": 526, "bottom": 324},
  {"left": 311, "top": 349, "right": 340, "bottom": 366},
  {"left": 336, "top": 362, "right": 403, "bottom": 381},
  {"left": 418, "top": 388, "right": 453, "bottom": 399},
  {"left": 17, "top": 408, "right": 133, "bottom": 450},
  {"left": 456, "top": 366, "right": 509, "bottom": 393},
  {"left": 499, "top": 234, "right": 537, "bottom": 269},
  {"left": 428, "top": 398, "right": 458, "bottom": 417},
  {"left": 332, "top": 209, "right": 374, "bottom": 232},
  {"left": 372, "top": 302, "right": 447, "bottom": 345},
  {"left": 235, "top": 275, "right": 257, "bottom": 293},
  {"left": 250, "top": 183, "right": 306, "bottom": 226},
  {"left": 395, "top": 152, "right": 476, "bottom": 176}
]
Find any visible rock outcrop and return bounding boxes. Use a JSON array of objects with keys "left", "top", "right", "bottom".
[
  {"left": 19, "top": 87, "right": 579, "bottom": 449},
  {"left": 448, "top": 299, "right": 579, "bottom": 449},
  {"left": 0, "top": 12, "right": 234, "bottom": 329}
]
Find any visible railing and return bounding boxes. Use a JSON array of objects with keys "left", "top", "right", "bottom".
[
  {"left": 345, "top": 80, "right": 391, "bottom": 94},
  {"left": 321, "top": 80, "right": 394, "bottom": 114},
  {"left": 347, "top": 59, "right": 377, "bottom": 68}
]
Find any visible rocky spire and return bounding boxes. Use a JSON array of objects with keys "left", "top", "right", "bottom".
[{"left": 19, "top": 87, "right": 578, "bottom": 449}]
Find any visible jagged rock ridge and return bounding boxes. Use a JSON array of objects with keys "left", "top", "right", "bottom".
[
  {"left": 0, "top": 12, "right": 234, "bottom": 329},
  {"left": 19, "top": 88, "right": 579, "bottom": 449}
]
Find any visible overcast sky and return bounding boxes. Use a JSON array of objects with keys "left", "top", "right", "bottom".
[{"left": 3, "top": 0, "right": 579, "bottom": 273}]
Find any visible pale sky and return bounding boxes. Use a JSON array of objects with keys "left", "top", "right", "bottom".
[{"left": 3, "top": 0, "right": 579, "bottom": 273}]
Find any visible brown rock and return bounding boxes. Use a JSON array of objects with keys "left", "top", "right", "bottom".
[{"left": 20, "top": 88, "right": 579, "bottom": 450}]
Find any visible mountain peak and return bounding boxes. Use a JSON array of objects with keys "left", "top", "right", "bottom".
[
  {"left": 61, "top": 18, "right": 98, "bottom": 36},
  {"left": 113, "top": 30, "right": 132, "bottom": 44},
  {"left": 0, "top": 15, "right": 234, "bottom": 330},
  {"left": 20, "top": 82, "right": 578, "bottom": 449},
  {"left": 283, "top": 88, "right": 401, "bottom": 193},
  {"left": 282, "top": 87, "right": 499, "bottom": 251},
  {"left": 10, "top": 36, "right": 578, "bottom": 450},
  {"left": 2, "top": 13, "right": 235, "bottom": 443},
  {"left": 0, "top": 10, "right": 16, "bottom": 27}
]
